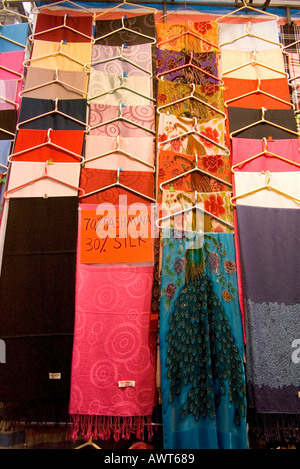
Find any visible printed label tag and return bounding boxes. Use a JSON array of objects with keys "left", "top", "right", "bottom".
[
  {"left": 49, "top": 373, "right": 61, "bottom": 380},
  {"left": 118, "top": 380, "right": 135, "bottom": 388}
]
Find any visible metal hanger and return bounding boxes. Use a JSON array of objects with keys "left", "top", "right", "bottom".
[
  {"left": 87, "top": 72, "right": 155, "bottom": 104},
  {"left": 95, "top": 0, "right": 157, "bottom": 20},
  {"left": 32, "top": 0, "right": 95, "bottom": 17},
  {"left": 221, "top": 49, "right": 289, "bottom": 79},
  {"left": 231, "top": 137, "right": 300, "bottom": 173},
  {"left": 17, "top": 97, "right": 90, "bottom": 132},
  {"left": 23, "top": 39, "right": 86, "bottom": 69},
  {"left": 158, "top": 116, "right": 230, "bottom": 155},
  {"left": 229, "top": 106, "right": 300, "bottom": 139},
  {"left": 157, "top": 20, "right": 218, "bottom": 50},
  {"left": 217, "top": 0, "right": 279, "bottom": 22},
  {"left": 88, "top": 103, "right": 155, "bottom": 136},
  {"left": 156, "top": 190, "right": 234, "bottom": 230},
  {"left": 0, "top": 0, "right": 32, "bottom": 24},
  {"left": 8, "top": 128, "right": 84, "bottom": 163},
  {"left": 83, "top": 134, "right": 155, "bottom": 171},
  {"left": 157, "top": 82, "right": 226, "bottom": 118},
  {"left": 156, "top": 51, "right": 222, "bottom": 84},
  {"left": 225, "top": 78, "right": 294, "bottom": 109},
  {"left": 29, "top": 13, "right": 95, "bottom": 43},
  {"left": 159, "top": 153, "right": 232, "bottom": 191},
  {"left": 19, "top": 67, "right": 88, "bottom": 99},
  {"left": 84, "top": 43, "right": 153, "bottom": 77},
  {"left": 4, "top": 160, "right": 85, "bottom": 200},
  {"left": 79, "top": 167, "right": 156, "bottom": 203},
  {"left": 219, "top": 21, "right": 282, "bottom": 49},
  {"left": 94, "top": 15, "right": 157, "bottom": 45},
  {"left": 230, "top": 170, "right": 300, "bottom": 207}
]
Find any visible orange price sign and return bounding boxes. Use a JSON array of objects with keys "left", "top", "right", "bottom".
[{"left": 80, "top": 205, "right": 154, "bottom": 264}]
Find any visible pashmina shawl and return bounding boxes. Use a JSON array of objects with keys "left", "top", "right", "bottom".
[
  {"left": 88, "top": 103, "right": 155, "bottom": 137},
  {"left": 156, "top": 48, "right": 219, "bottom": 85},
  {"left": 227, "top": 107, "right": 298, "bottom": 140},
  {"left": 156, "top": 21, "right": 218, "bottom": 53},
  {"left": 0, "top": 109, "right": 17, "bottom": 139},
  {"left": 158, "top": 113, "right": 228, "bottom": 156},
  {"left": 18, "top": 97, "right": 87, "bottom": 131},
  {"left": 29, "top": 40, "right": 92, "bottom": 72},
  {"left": 218, "top": 20, "right": 281, "bottom": 50},
  {"left": 0, "top": 196, "right": 78, "bottom": 425},
  {"left": 94, "top": 14, "right": 157, "bottom": 45},
  {"left": 69, "top": 211, "right": 156, "bottom": 441},
  {"left": 157, "top": 80, "right": 224, "bottom": 119},
  {"left": 236, "top": 205, "right": 300, "bottom": 445},
  {"left": 0, "top": 23, "right": 28, "bottom": 52},
  {"left": 33, "top": 12, "right": 93, "bottom": 42},
  {"left": 13, "top": 129, "right": 84, "bottom": 162},
  {"left": 159, "top": 228, "right": 248, "bottom": 449},
  {"left": 0, "top": 80, "right": 18, "bottom": 110}
]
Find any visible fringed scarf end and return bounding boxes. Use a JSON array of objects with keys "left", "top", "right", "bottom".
[{"left": 248, "top": 408, "right": 300, "bottom": 446}]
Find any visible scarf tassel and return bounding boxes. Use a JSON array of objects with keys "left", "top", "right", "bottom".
[
  {"left": 68, "top": 414, "right": 154, "bottom": 442},
  {"left": 247, "top": 409, "right": 300, "bottom": 445}
]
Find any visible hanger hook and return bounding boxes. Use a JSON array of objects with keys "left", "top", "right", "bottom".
[
  {"left": 191, "top": 83, "right": 196, "bottom": 97},
  {"left": 262, "top": 107, "right": 266, "bottom": 120},
  {"left": 47, "top": 128, "right": 52, "bottom": 142},
  {"left": 116, "top": 168, "right": 121, "bottom": 183},
  {"left": 116, "top": 134, "right": 120, "bottom": 150},
  {"left": 262, "top": 137, "right": 268, "bottom": 152},
  {"left": 265, "top": 170, "right": 271, "bottom": 185},
  {"left": 194, "top": 153, "right": 198, "bottom": 167}
]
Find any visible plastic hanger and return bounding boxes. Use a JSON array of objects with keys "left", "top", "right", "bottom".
[
  {"left": 8, "top": 128, "right": 84, "bottom": 163},
  {"left": 17, "top": 97, "right": 90, "bottom": 132},
  {"left": 219, "top": 21, "right": 282, "bottom": 49},
  {"left": 217, "top": 0, "right": 279, "bottom": 22},
  {"left": 157, "top": 82, "right": 226, "bottom": 118},
  {"left": 94, "top": 15, "right": 157, "bottom": 45},
  {"left": 221, "top": 49, "right": 289, "bottom": 79},
  {"left": 32, "top": 0, "right": 95, "bottom": 17},
  {"left": 0, "top": 162, "right": 7, "bottom": 175},
  {"left": 0, "top": 94, "right": 19, "bottom": 110},
  {"left": 95, "top": 0, "right": 157, "bottom": 20},
  {"left": 84, "top": 43, "right": 152, "bottom": 77},
  {"left": 283, "top": 37, "right": 300, "bottom": 51},
  {"left": 88, "top": 103, "right": 155, "bottom": 136},
  {"left": 229, "top": 106, "right": 300, "bottom": 139},
  {"left": 231, "top": 137, "right": 300, "bottom": 173},
  {"left": 159, "top": 153, "right": 232, "bottom": 191},
  {"left": 0, "top": 27, "right": 27, "bottom": 51},
  {"left": 158, "top": 1, "right": 200, "bottom": 23},
  {"left": 0, "top": 0, "right": 32, "bottom": 24},
  {"left": 83, "top": 134, "right": 155, "bottom": 171},
  {"left": 0, "top": 126, "right": 15, "bottom": 138},
  {"left": 225, "top": 78, "right": 294, "bottom": 109},
  {"left": 79, "top": 167, "right": 156, "bottom": 203},
  {"left": 158, "top": 116, "right": 230, "bottom": 155},
  {"left": 157, "top": 20, "right": 218, "bottom": 50},
  {"left": 23, "top": 39, "right": 86, "bottom": 69},
  {"left": 29, "top": 13, "right": 95, "bottom": 43},
  {"left": 19, "top": 67, "right": 88, "bottom": 99},
  {"left": 230, "top": 170, "right": 300, "bottom": 207},
  {"left": 4, "top": 160, "right": 85, "bottom": 200},
  {"left": 156, "top": 190, "right": 234, "bottom": 230},
  {"left": 87, "top": 72, "right": 155, "bottom": 104},
  {"left": 156, "top": 51, "right": 223, "bottom": 84},
  {"left": 75, "top": 437, "right": 101, "bottom": 450},
  {"left": 0, "top": 64, "right": 23, "bottom": 81}
]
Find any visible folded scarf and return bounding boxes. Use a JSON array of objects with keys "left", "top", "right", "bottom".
[
  {"left": 236, "top": 205, "right": 300, "bottom": 445},
  {"left": 33, "top": 12, "right": 93, "bottom": 42}
]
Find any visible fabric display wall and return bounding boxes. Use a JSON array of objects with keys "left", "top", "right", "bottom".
[{"left": 219, "top": 7, "right": 300, "bottom": 447}]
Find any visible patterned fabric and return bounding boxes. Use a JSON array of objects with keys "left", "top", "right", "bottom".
[
  {"left": 157, "top": 113, "right": 228, "bottom": 156},
  {"left": 88, "top": 103, "right": 155, "bottom": 137},
  {"left": 157, "top": 80, "right": 224, "bottom": 119},
  {"left": 158, "top": 149, "right": 231, "bottom": 193},
  {"left": 69, "top": 225, "right": 156, "bottom": 442},
  {"left": 156, "top": 21, "right": 218, "bottom": 52},
  {"left": 159, "top": 228, "right": 248, "bottom": 449},
  {"left": 218, "top": 20, "right": 281, "bottom": 50},
  {"left": 88, "top": 69, "right": 153, "bottom": 105},
  {"left": 157, "top": 48, "right": 219, "bottom": 84},
  {"left": 91, "top": 43, "right": 153, "bottom": 76},
  {"left": 236, "top": 205, "right": 300, "bottom": 445},
  {"left": 94, "top": 14, "right": 157, "bottom": 45}
]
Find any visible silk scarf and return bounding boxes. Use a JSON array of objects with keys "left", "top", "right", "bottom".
[
  {"left": 159, "top": 228, "right": 248, "bottom": 449},
  {"left": 0, "top": 196, "right": 78, "bottom": 425},
  {"left": 236, "top": 205, "right": 300, "bottom": 445},
  {"left": 88, "top": 103, "right": 155, "bottom": 137},
  {"left": 218, "top": 20, "right": 281, "bottom": 50},
  {"left": 156, "top": 48, "right": 219, "bottom": 85},
  {"left": 0, "top": 23, "right": 28, "bottom": 52},
  {"left": 0, "top": 79, "right": 18, "bottom": 110},
  {"left": 156, "top": 21, "right": 218, "bottom": 53},
  {"left": 33, "top": 12, "right": 93, "bottom": 42},
  {"left": 157, "top": 113, "right": 228, "bottom": 156},
  {"left": 0, "top": 109, "right": 17, "bottom": 139},
  {"left": 69, "top": 207, "right": 156, "bottom": 441},
  {"left": 29, "top": 40, "right": 92, "bottom": 72},
  {"left": 84, "top": 135, "right": 154, "bottom": 171},
  {"left": 94, "top": 14, "right": 157, "bottom": 45},
  {"left": 157, "top": 80, "right": 224, "bottom": 119}
]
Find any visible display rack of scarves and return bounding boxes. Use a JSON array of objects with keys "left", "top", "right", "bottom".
[
  {"left": 220, "top": 14, "right": 300, "bottom": 446},
  {"left": 155, "top": 17, "right": 249, "bottom": 449},
  {"left": 0, "top": 7, "right": 92, "bottom": 427},
  {"left": 67, "top": 11, "right": 158, "bottom": 443}
]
